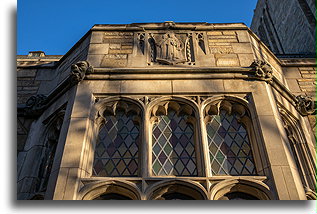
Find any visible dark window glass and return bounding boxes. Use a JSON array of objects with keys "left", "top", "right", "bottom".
[
  {"left": 93, "top": 110, "right": 140, "bottom": 177},
  {"left": 152, "top": 110, "right": 197, "bottom": 176},
  {"left": 206, "top": 110, "right": 256, "bottom": 175}
]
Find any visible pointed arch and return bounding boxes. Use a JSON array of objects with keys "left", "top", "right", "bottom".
[
  {"left": 148, "top": 97, "right": 202, "bottom": 176},
  {"left": 210, "top": 178, "right": 272, "bottom": 200},
  {"left": 92, "top": 97, "right": 143, "bottom": 177},
  {"left": 202, "top": 96, "right": 260, "bottom": 176},
  {"left": 145, "top": 179, "right": 208, "bottom": 200},
  {"left": 79, "top": 180, "right": 141, "bottom": 200}
]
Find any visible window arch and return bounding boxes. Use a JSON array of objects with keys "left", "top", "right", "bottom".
[
  {"left": 279, "top": 108, "right": 316, "bottom": 196},
  {"left": 204, "top": 99, "right": 256, "bottom": 176},
  {"left": 93, "top": 193, "right": 132, "bottom": 200},
  {"left": 150, "top": 100, "right": 199, "bottom": 176},
  {"left": 36, "top": 111, "right": 65, "bottom": 193},
  {"left": 219, "top": 192, "right": 259, "bottom": 200},
  {"left": 147, "top": 180, "right": 208, "bottom": 200},
  {"left": 92, "top": 100, "right": 142, "bottom": 177}
]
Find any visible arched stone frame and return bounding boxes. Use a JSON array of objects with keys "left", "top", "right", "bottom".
[
  {"left": 209, "top": 178, "right": 272, "bottom": 200},
  {"left": 279, "top": 108, "right": 316, "bottom": 198},
  {"left": 78, "top": 180, "right": 141, "bottom": 200},
  {"left": 145, "top": 179, "right": 208, "bottom": 200},
  {"left": 305, "top": 188, "right": 317, "bottom": 200},
  {"left": 88, "top": 96, "right": 145, "bottom": 177},
  {"left": 35, "top": 109, "right": 66, "bottom": 195},
  {"left": 147, "top": 96, "right": 205, "bottom": 177},
  {"left": 201, "top": 95, "right": 265, "bottom": 176}
]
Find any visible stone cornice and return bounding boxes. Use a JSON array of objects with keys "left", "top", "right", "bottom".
[{"left": 91, "top": 22, "right": 248, "bottom": 31}]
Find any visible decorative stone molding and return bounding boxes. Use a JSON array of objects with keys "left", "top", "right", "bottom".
[
  {"left": 185, "top": 33, "right": 194, "bottom": 63},
  {"left": 295, "top": 95, "right": 316, "bottom": 116},
  {"left": 204, "top": 99, "right": 248, "bottom": 124},
  {"left": 97, "top": 100, "right": 142, "bottom": 125},
  {"left": 138, "top": 96, "right": 158, "bottom": 105},
  {"left": 196, "top": 33, "right": 206, "bottom": 54},
  {"left": 137, "top": 33, "right": 145, "bottom": 54},
  {"left": 70, "top": 60, "right": 94, "bottom": 83},
  {"left": 250, "top": 60, "right": 273, "bottom": 82},
  {"left": 150, "top": 100, "right": 196, "bottom": 124}
]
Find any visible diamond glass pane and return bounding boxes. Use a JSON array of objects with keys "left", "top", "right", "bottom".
[
  {"left": 207, "top": 110, "right": 256, "bottom": 175},
  {"left": 93, "top": 110, "right": 139, "bottom": 177},
  {"left": 152, "top": 110, "right": 197, "bottom": 176}
]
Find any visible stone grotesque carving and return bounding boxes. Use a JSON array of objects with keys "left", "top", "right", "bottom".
[
  {"left": 250, "top": 60, "right": 273, "bottom": 82},
  {"left": 24, "top": 94, "right": 48, "bottom": 116},
  {"left": 295, "top": 95, "right": 315, "bottom": 116},
  {"left": 26, "top": 94, "right": 47, "bottom": 109},
  {"left": 70, "top": 61, "right": 94, "bottom": 83},
  {"left": 149, "top": 32, "right": 187, "bottom": 65}
]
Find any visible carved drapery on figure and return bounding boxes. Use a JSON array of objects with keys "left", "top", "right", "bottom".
[{"left": 148, "top": 32, "right": 193, "bottom": 65}]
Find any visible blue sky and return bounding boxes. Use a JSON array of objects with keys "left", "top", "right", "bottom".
[{"left": 17, "top": 0, "right": 258, "bottom": 55}]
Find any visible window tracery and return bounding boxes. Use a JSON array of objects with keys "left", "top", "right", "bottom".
[
  {"left": 150, "top": 101, "right": 198, "bottom": 176},
  {"left": 93, "top": 100, "right": 142, "bottom": 177},
  {"left": 204, "top": 100, "right": 256, "bottom": 175}
]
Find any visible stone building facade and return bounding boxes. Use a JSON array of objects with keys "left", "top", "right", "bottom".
[{"left": 17, "top": 22, "right": 316, "bottom": 200}]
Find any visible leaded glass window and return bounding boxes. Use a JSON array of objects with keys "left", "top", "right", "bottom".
[
  {"left": 93, "top": 104, "right": 140, "bottom": 177},
  {"left": 152, "top": 106, "right": 197, "bottom": 176},
  {"left": 206, "top": 110, "right": 256, "bottom": 175}
]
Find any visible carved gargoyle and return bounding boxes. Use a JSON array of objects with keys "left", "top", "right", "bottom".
[
  {"left": 295, "top": 95, "right": 316, "bottom": 116},
  {"left": 70, "top": 61, "right": 94, "bottom": 83},
  {"left": 250, "top": 60, "right": 273, "bottom": 82}
]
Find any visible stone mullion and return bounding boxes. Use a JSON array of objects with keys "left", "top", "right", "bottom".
[
  {"left": 142, "top": 104, "right": 150, "bottom": 178},
  {"left": 199, "top": 104, "right": 212, "bottom": 178}
]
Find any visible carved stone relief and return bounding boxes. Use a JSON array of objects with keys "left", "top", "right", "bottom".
[
  {"left": 24, "top": 94, "right": 48, "bottom": 117},
  {"left": 148, "top": 32, "right": 194, "bottom": 65},
  {"left": 70, "top": 60, "right": 94, "bottom": 83},
  {"left": 204, "top": 99, "right": 249, "bottom": 124},
  {"left": 97, "top": 100, "right": 142, "bottom": 126},
  {"left": 250, "top": 60, "right": 273, "bottom": 82},
  {"left": 295, "top": 95, "right": 316, "bottom": 116}
]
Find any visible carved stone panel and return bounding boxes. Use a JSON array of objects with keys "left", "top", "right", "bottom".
[{"left": 148, "top": 32, "right": 194, "bottom": 65}]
